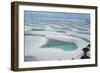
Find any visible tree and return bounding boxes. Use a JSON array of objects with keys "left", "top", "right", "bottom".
[
  {"left": 82, "top": 47, "right": 89, "bottom": 56},
  {"left": 80, "top": 46, "right": 90, "bottom": 59}
]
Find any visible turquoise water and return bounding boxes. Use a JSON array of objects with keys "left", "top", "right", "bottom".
[{"left": 41, "top": 39, "right": 77, "bottom": 51}]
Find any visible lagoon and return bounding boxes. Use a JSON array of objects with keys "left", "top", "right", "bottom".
[{"left": 41, "top": 39, "right": 77, "bottom": 51}]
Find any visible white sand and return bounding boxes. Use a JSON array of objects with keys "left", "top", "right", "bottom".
[
  {"left": 25, "top": 33, "right": 88, "bottom": 60},
  {"left": 24, "top": 19, "right": 90, "bottom": 61}
]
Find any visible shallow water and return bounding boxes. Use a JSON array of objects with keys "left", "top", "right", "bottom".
[
  {"left": 24, "top": 18, "right": 90, "bottom": 61},
  {"left": 41, "top": 39, "right": 77, "bottom": 51},
  {"left": 24, "top": 18, "right": 90, "bottom": 51}
]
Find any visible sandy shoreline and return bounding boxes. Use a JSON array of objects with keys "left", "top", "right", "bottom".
[{"left": 24, "top": 34, "right": 88, "bottom": 61}]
